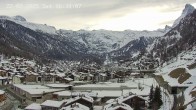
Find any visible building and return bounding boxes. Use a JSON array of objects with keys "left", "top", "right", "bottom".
[
  {"left": 0, "top": 90, "right": 6, "bottom": 106},
  {"left": 64, "top": 95, "right": 94, "bottom": 110},
  {"left": 41, "top": 100, "right": 66, "bottom": 110},
  {"left": 104, "top": 101, "right": 133, "bottom": 110},
  {"left": 25, "top": 103, "right": 41, "bottom": 110},
  {"left": 60, "top": 103, "right": 89, "bottom": 110},
  {"left": 0, "top": 76, "right": 8, "bottom": 85},
  {"left": 25, "top": 72, "right": 39, "bottom": 83},
  {"left": 118, "top": 95, "right": 147, "bottom": 109},
  {"left": 12, "top": 75, "right": 24, "bottom": 84},
  {"left": 12, "top": 84, "right": 64, "bottom": 103}
]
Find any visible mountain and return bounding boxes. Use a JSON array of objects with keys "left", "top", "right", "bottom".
[
  {"left": 0, "top": 15, "right": 167, "bottom": 64},
  {"left": 0, "top": 19, "right": 102, "bottom": 63},
  {"left": 0, "top": 15, "right": 57, "bottom": 35},
  {"left": 153, "top": 7, "right": 196, "bottom": 64},
  {"left": 108, "top": 36, "right": 154, "bottom": 61},
  {"left": 58, "top": 29, "right": 165, "bottom": 54},
  {"left": 172, "top": 4, "right": 195, "bottom": 27},
  {"left": 0, "top": 4, "right": 194, "bottom": 64}
]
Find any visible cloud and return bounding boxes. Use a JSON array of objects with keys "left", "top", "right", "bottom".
[{"left": 0, "top": 0, "right": 195, "bottom": 30}]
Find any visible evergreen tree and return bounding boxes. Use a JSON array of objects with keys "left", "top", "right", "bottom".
[
  {"left": 148, "top": 85, "right": 154, "bottom": 109},
  {"left": 153, "top": 86, "right": 163, "bottom": 109}
]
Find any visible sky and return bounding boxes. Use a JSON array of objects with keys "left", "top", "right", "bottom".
[{"left": 0, "top": 0, "right": 196, "bottom": 31}]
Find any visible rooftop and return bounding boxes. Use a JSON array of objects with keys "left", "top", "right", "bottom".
[
  {"left": 25, "top": 103, "right": 41, "bottom": 110},
  {"left": 41, "top": 100, "right": 66, "bottom": 108}
]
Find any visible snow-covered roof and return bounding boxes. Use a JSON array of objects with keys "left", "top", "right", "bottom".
[
  {"left": 56, "top": 73, "right": 65, "bottom": 77},
  {"left": 0, "top": 90, "right": 5, "bottom": 95},
  {"left": 14, "top": 75, "right": 24, "bottom": 78},
  {"left": 0, "top": 76, "right": 7, "bottom": 80},
  {"left": 13, "top": 84, "right": 63, "bottom": 95},
  {"left": 104, "top": 101, "right": 133, "bottom": 110},
  {"left": 61, "top": 103, "right": 89, "bottom": 110},
  {"left": 41, "top": 100, "right": 66, "bottom": 108},
  {"left": 64, "top": 78, "right": 73, "bottom": 81},
  {"left": 100, "top": 73, "right": 106, "bottom": 76},
  {"left": 72, "top": 92, "right": 97, "bottom": 97},
  {"left": 65, "top": 95, "right": 94, "bottom": 106},
  {"left": 25, "top": 103, "right": 41, "bottom": 110},
  {"left": 131, "top": 72, "right": 140, "bottom": 75},
  {"left": 26, "top": 72, "right": 39, "bottom": 76},
  {"left": 72, "top": 73, "right": 80, "bottom": 78},
  {"left": 46, "top": 84, "right": 71, "bottom": 88},
  {"left": 117, "top": 94, "right": 147, "bottom": 103}
]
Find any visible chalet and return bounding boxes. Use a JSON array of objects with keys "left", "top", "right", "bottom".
[
  {"left": 12, "top": 84, "right": 64, "bottom": 103},
  {"left": 130, "top": 72, "right": 140, "bottom": 78},
  {"left": 1, "top": 61, "right": 10, "bottom": 67},
  {"left": 68, "top": 72, "right": 80, "bottom": 81},
  {"left": 79, "top": 72, "right": 88, "bottom": 81},
  {"left": 104, "top": 101, "right": 133, "bottom": 110},
  {"left": 12, "top": 75, "right": 24, "bottom": 84},
  {"left": 41, "top": 73, "right": 56, "bottom": 83},
  {"left": 78, "top": 72, "right": 94, "bottom": 82},
  {"left": 118, "top": 95, "right": 147, "bottom": 110},
  {"left": 25, "top": 72, "right": 39, "bottom": 83},
  {"left": 55, "top": 73, "right": 65, "bottom": 83},
  {"left": 0, "top": 76, "right": 8, "bottom": 85},
  {"left": 64, "top": 77, "right": 73, "bottom": 83},
  {"left": 25, "top": 103, "right": 41, "bottom": 110},
  {"left": 0, "top": 90, "right": 6, "bottom": 106},
  {"left": 60, "top": 103, "right": 90, "bottom": 110},
  {"left": 99, "top": 73, "right": 107, "bottom": 82},
  {"left": 41, "top": 100, "right": 66, "bottom": 110},
  {"left": 64, "top": 95, "right": 94, "bottom": 110},
  {"left": 0, "top": 70, "right": 7, "bottom": 77}
]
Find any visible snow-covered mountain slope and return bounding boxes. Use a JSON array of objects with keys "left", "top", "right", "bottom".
[
  {"left": 0, "top": 15, "right": 57, "bottom": 35},
  {"left": 108, "top": 36, "right": 154, "bottom": 61},
  {"left": 58, "top": 29, "right": 165, "bottom": 54},
  {"left": 152, "top": 7, "right": 196, "bottom": 64},
  {"left": 156, "top": 48, "right": 196, "bottom": 110},
  {"left": 0, "top": 4, "right": 194, "bottom": 64},
  {"left": 172, "top": 4, "right": 195, "bottom": 28},
  {"left": 157, "top": 47, "right": 196, "bottom": 73},
  {"left": 0, "top": 15, "right": 167, "bottom": 55}
]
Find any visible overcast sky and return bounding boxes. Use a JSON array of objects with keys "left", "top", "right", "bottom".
[{"left": 0, "top": 0, "right": 196, "bottom": 31}]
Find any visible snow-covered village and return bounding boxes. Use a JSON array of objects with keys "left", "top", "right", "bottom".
[{"left": 0, "top": 1, "right": 196, "bottom": 110}]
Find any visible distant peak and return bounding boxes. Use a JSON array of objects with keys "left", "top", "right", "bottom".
[
  {"left": 13, "top": 15, "right": 26, "bottom": 22},
  {"left": 172, "top": 4, "right": 195, "bottom": 27},
  {"left": 185, "top": 4, "right": 195, "bottom": 9},
  {"left": 165, "top": 25, "right": 171, "bottom": 30},
  {"left": 183, "top": 4, "right": 195, "bottom": 15}
]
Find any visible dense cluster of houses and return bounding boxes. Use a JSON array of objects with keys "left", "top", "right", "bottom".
[
  {"left": 0, "top": 55, "right": 149, "bottom": 86},
  {"left": 24, "top": 92, "right": 148, "bottom": 110},
  {"left": 0, "top": 55, "right": 155, "bottom": 110}
]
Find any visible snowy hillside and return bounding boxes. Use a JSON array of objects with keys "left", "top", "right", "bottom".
[
  {"left": 157, "top": 47, "right": 196, "bottom": 73},
  {"left": 58, "top": 29, "right": 166, "bottom": 54},
  {"left": 0, "top": 15, "right": 57, "bottom": 35}
]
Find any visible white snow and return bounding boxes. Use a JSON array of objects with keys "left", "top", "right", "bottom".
[
  {"left": 41, "top": 100, "right": 66, "bottom": 108},
  {"left": 61, "top": 103, "right": 89, "bottom": 110},
  {"left": 0, "top": 15, "right": 57, "bottom": 35},
  {"left": 25, "top": 103, "right": 41, "bottom": 110},
  {"left": 13, "top": 84, "right": 63, "bottom": 95},
  {"left": 0, "top": 90, "right": 5, "bottom": 95},
  {"left": 172, "top": 4, "right": 195, "bottom": 27}
]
